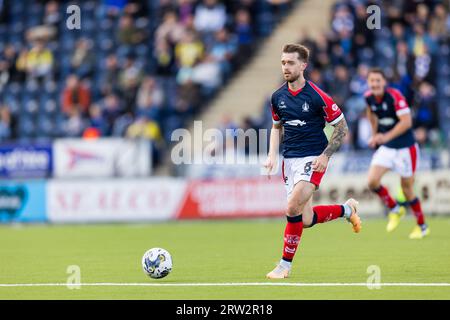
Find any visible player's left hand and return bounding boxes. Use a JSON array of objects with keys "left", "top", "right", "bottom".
[
  {"left": 374, "top": 133, "right": 388, "bottom": 145},
  {"left": 312, "top": 154, "right": 329, "bottom": 172}
]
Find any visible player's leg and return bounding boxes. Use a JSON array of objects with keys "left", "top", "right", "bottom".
[
  {"left": 266, "top": 180, "right": 313, "bottom": 279},
  {"left": 401, "top": 176, "right": 429, "bottom": 239},
  {"left": 368, "top": 164, "right": 398, "bottom": 210},
  {"left": 302, "top": 194, "right": 361, "bottom": 232},
  {"left": 397, "top": 144, "right": 429, "bottom": 239},
  {"left": 368, "top": 163, "right": 405, "bottom": 232}
]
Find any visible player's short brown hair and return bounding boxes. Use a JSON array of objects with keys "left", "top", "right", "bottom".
[
  {"left": 368, "top": 67, "right": 386, "bottom": 79},
  {"left": 282, "top": 44, "right": 309, "bottom": 63}
]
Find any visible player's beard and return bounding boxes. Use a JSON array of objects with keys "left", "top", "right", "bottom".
[{"left": 285, "top": 72, "right": 300, "bottom": 83}]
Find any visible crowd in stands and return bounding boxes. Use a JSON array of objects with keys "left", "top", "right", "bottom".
[
  {"left": 256, "top": 0, "right": 449, "bottom": 151},
  {"left": 0, "top": 0, "right": 294, "bottom": 167}
]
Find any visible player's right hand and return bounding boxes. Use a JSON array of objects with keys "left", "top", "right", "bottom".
[
  {"left": 368, "top": 136, "right": 377, "bottom": 148},
  {"left": 263, "top": 155, "right": 276, "bottom": 179}
]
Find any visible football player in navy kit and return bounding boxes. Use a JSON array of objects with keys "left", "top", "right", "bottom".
[
  {"left": 365, "top": 68, "right": 429, "bottom": 239},
  {"left": 264, "top": 44, "right": 362, "bottom": 279}
]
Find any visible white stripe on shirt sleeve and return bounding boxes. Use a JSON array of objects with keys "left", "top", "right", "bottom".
[
  {"left": 327, "top": 113, "right": 344, "bottom": 125},
  {"left": 396, "top": 108, "right": 410, "bottom": 116}
]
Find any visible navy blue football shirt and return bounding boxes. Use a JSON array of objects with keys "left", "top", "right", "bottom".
[
  {"left": 271, "top": 81, "right": 344, "bottom": 158},
  {"left": 364, "top": 87, "right": 415, "bottom": 149}
]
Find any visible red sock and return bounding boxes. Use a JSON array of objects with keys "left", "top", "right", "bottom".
[
  {"left": 282, "top": 215, "right": 303, "bottom": 262},
  {"left": 311, "top": 205, "right": 344, "bottom": 225},
  {"left": 409, "top": 198, "right": 425, "bottom": 225},
  {"left": 373, "top": 185, "right": 397, "bottom": 209}
]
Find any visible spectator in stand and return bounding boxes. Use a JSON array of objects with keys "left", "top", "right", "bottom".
[
  {"left": 117, "top": 14, "right": 146, "bottom": 46},
  {"left": 154, "top": 39, "right": 176, "bottom": 76},
  {"left": 18, "top": 39, "right": 54, "bottom": 82},
  {"left": 349, "top": 64, "right": 369, "bottom": 96},
  {"left": 177, "top": 0, "right": 195, "bottom": 25},
  {"left": 70, "top": 38, "right": 95, "bottom": 79},
  {"left": 43, "top": 0, "right": 61, "bottom": 29},
  {"left": 175, "top": 31, "right": 204, "bottom": 68},
  {"left": 86, "top": 104, "right": 108, "bottom": 136},
  {"left": 331, "top": 4, "right": 354, "bottom": 35},
  {"left": 123, "top": 0, "right": 149, "bottom": 19},
  {"left": 194, "top": 0, "right": 227, "bottom": 34},
  {"left": 328, "top": 65, "right": 350, "bottom": 107},
  {"left": 118, "top": 55, "right": 143, "bottom": 114},
  {"left": 61, "top": 74, "right": 91, "bottom": 117},
  {"left": 209, "top": 28, "right": 238, "bottom": 80},
  {"left": 352, "top": 2, "right": 374, "bottom": 55},
  {"left": 0, "top": 44, "right": 22, "bottom": 89},
  {"left": 413, "top": 82, "right": 439, "bottom": 132},
  {"left": 429, "top": 4, "right": 449, "bottom": 40},
  {"left": 308, "top": 68, "right": 325, "bottom": 88},
  {"left": 126, "top": 115, "right": 163, "bottom": 167},
  {"left": 391, "top": 22, "right": 406, "bottom": 48},
  {"left": 234, "top": 9, "right": 254, "bottom": 67},
  {"left": 408, "top": 23, "right": 437, "bottom": 57},
  {"left": 102, "top": 0, "right": 127, "bottom": 18},
  {"left": 62, "top": 108, "right": 86, "bottom": 137},
  {"left": 155, "top": 10, "right": 186, "bottom": 47},
  {"left": 192, "top": 54, "right": 222, "bottom": 96},
  {"left": 126, "top": 115, "right": 162, "bottom": 141},
  {"left": 99, "top": 93, "right": 123, "bottom": 135},
  {"left": 178, "top": 78, "right": 201, "bottom": 112},
  {"left": 311, "top": 33, "right": 330, "bottom": 71},
  {"left": 100, "top": 54, "right": 120, "bottom": 96},
  {"left": 136, "top": 76, "right": 164, "bottom": 121},
  {"left": 0, "top": 104, "right": 17, "bottom": 141}
]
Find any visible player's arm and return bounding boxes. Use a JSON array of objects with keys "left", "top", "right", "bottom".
[
  {"left": 309, "top": 82, "right": 347, "bottom": 172},
  {"left": 367, "top": 106, "right": 378, "bottom": 148},
  {"left": 375, "top": 112, "right": 412, "bottom": 144},
  {"left": 367, "top": 106, "right": 378, "bottom": 134},
  {"left": 264, "top": 97, "right": 282, "bottom": 176},
  {"left": 264, "top": 122, "right": 282, "bottom": 176},
  {"left": 313, "top": 117, "right": 348, "bottom": 172}
]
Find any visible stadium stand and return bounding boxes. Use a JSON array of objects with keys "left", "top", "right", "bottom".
[
  {"left": 257, "top": 0, "right": 449, "bottom": 152},
  {"left": 0, "top": 0, "right": 296, "bottom": 168}
]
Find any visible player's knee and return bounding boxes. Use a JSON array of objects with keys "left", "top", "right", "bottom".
[{"left": 286, "top": 202, "right": 300, "bottom": 217}]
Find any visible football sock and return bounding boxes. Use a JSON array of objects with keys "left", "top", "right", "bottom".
[
  {"left": 282, "top": 215, "right": 303, "bottom": 262},
  {"left": 409, "top": 197, "right": 425, "bottom": 226},
  {"left": 373, "top": 185, "right": 398, "bottom": 210},
  {"left": 279, "top": 259, "right": 292, "bottom": 270},
  {"left": 310, "top": 205, "right": 344, "bottom": 227}
]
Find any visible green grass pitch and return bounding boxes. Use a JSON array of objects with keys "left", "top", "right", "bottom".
[{"left": 1, "top": 217, "right": 450, "bottom": 299}]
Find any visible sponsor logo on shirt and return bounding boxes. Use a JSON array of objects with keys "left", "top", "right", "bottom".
[
  {"left": 378, "top": 117, "right": 395, "bottom": 126},
  {"left": 285, "top": 120, "right": 306, "bottom": 127}
]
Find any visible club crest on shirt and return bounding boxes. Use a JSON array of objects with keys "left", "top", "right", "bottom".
[{"left": 302, "top": 102, "right": 310, "bottom": 112}]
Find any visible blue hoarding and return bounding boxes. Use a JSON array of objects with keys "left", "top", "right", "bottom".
[
  {"left": 0, "top": 180, "right": 47, "bottom": 223},
  {"left": 0, "top": 144, "right": 52, "bottom": 178}
]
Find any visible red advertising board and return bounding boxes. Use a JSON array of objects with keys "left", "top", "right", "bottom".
[{"left": 177, "top": 178, "right": 286, "bottom": 219}]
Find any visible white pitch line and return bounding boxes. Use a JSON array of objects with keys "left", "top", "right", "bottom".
[{"left": 1, "top": 282, "right": 450, "bottom": 287}]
